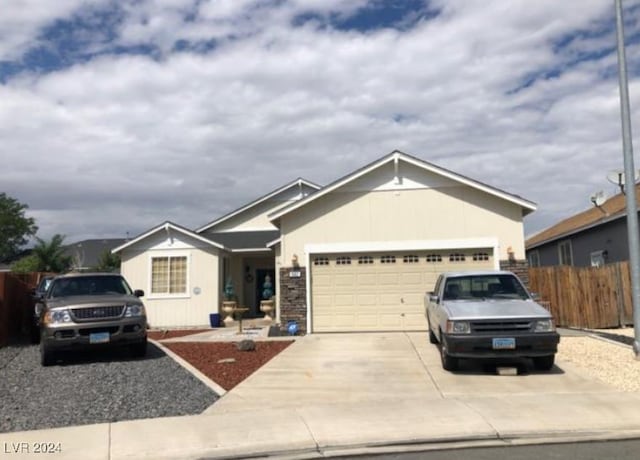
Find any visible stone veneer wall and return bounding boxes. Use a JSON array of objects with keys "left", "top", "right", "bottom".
[
  {"left": 499, "top": 259, "right": 530, "bottom": 288},
  {"left": 279, "top": 267, "right": 307, "bottom": 334}
]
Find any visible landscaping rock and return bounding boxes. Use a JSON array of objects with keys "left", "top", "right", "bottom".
[{"left": 235, "top": 339, "right": 256, "bottom": 351}]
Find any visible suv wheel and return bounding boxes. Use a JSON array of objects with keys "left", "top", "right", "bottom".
[
  {"left": 439, "top": 337, "right": 458, "bottom": 371},
  {"left": 40, "top": 344, "right": 55, "bottom": 367},
  {"left": 532, "top": 355, "right": 555, "bottom": 371},
  {"left": 131, "top": 337, "right": 147, "bottom": 358}
]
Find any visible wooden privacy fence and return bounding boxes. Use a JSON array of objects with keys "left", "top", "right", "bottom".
[
  {"left": 0, "top": 272, "right": 47, "bottom": 347},
  {"left": 528, "top": 262, "right": 633, "bottom": 329}
]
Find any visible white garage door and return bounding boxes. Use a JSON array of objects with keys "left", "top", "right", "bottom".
[{"left": 311, "top": 249, "right": 494, "bottom": 332}]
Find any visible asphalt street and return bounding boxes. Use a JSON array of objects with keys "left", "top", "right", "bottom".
[{"left": 332, "top": 439, "right": 640, "bottom": 460}]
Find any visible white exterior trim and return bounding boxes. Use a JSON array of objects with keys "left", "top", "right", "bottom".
[
  {"left": 304, "top": 237, "right": 500, "bottom": 333},
  {"left": 196, "top": 178, "right": 321, "bottom": 233},
  {"left": 113, "top": 222, "right": 226, "bottom": 253},
  {"left": 146, "top": 251, "right": 192, "bottom": 300},
  {"left": 304, "top": 238, "right": 500, "bottom": 256},
  {"left": 269, "top": 151, "right": 537, "bottom": 221},
  {"left": 266, "top": 237, "right": 281, "bottom": 248},
  {"left": 230, "top": 248, "right": 272, "bottom": 253}
]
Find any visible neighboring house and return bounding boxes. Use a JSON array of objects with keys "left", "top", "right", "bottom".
[
  {"left": 65, "top": 238, "right": 127, "bottom": 271},
  {"left": 526, "top": 185, "right": 640, "bottom": 268},
  {"left": 113, "top": 150, "right": 536, "bottom": 333},
  {"left": 0, "top": 239, "right": 126, "bottom": 273}
]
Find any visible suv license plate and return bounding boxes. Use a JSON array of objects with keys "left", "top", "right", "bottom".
[
  {"left": 492, "top": 338, "right": 515, "bottom": 349},
  {"left": 90, "top": 332, "right": 110, "bottom": 344}
]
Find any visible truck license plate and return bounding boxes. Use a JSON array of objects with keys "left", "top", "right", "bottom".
[
  {"left": 492, "top": 338, "right": 515, "bottom": 349},
  {"left": 89, "top": 332, "right": 110, "bottom": 344}
]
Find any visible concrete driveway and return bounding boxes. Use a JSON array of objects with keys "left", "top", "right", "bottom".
[
  {"left": 5, "top": 332, "right": 640, "bottom": 460},
  {"left": 203, "top": 331, "right": 640, "bottom": 454},
  {"left": 211, "top": 331, "right": 613, "bottom": 412}
]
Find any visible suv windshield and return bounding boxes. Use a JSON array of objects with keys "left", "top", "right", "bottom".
[
  {"left": 443, "top": 274, "right": 529, "bottom": 301},
  {"left": 48, "top": 276, "right": 133, "bottom": 298}
]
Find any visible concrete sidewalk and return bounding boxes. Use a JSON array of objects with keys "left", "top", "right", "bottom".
[{"left": 3, "top": 332, "right": 640, "bottom": 459}]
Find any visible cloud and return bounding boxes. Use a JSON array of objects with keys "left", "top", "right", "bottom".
[{"left": 2, "top": 0, "right": 640, "bottom": 243}]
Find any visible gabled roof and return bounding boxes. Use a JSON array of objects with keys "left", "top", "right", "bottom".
[
  {"left": 196, "top": 178, "right": 321, "bottom": 233},
  {"left": 112, "top": 221, "right": 227, "bottom": 254},
  {"left": 526, "top": 185, "right": 640, "bottom": 250},
  {"left": 268, "top": 150, "right": 537, "bottom": 222}
]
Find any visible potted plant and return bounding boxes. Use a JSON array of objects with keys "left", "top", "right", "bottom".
[
  {"left": 259, "top": 274, "right": 275, "bottom": 321},
  {"left": 221, "top": 278, "right": 237, "bottom": 324}
]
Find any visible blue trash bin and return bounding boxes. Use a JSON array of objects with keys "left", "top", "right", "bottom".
[{"left": 209, "top": 313, "right": 221, "bottom": 328}]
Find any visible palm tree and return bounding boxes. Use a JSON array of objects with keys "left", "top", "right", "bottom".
[{"left": 32, "top": 234, "right": 72, "bottom": 272}]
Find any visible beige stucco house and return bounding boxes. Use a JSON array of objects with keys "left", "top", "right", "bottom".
[{"left": 113, "top": 151, "right": 536, "bottom": 333}]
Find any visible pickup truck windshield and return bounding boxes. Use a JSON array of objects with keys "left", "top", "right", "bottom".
[
  {"left": 49, "top": 276, "right": 133, "bottom": 298},
  {"left": 443, "top": 274, "right": 529, "bottom": 301}
]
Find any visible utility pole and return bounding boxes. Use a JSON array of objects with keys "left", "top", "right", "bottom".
[{"left": 615, "top": 0, "right": 640, "bottom": 358}]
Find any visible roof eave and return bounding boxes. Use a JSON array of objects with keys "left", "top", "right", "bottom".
[
  {"left": 112, "top": 222, "right": 227, "bottom": 253},
  {"left": 269, "top": 150, "right": 537, "bottom": 221},
  {"left": 526, "top": 211, "right": 626, "bottom": 250},
  {"left": 196, "top": 178, "right": 321, "bottom": 233}
]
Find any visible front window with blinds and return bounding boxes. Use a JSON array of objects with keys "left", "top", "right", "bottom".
[{"left": 151, "top": 256, "right": 187, "bottom": 294}]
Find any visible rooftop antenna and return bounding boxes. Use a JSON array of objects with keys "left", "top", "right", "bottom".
[
  {"left": 607, "top": 168, "right": 639, "bottom": 195},
  {"left": 590, "top": 190, "right": 607, "bottom": 215}
]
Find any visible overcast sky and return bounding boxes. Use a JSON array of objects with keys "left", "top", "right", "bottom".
[{"left": 3, "top": 0, "right": 640, "bottom": 244}]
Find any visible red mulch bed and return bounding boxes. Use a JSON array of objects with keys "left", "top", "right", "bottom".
[
  {"left": 163, "top": 341, "right": 293, "bottom": 391},
  {"left": 147, "top": 329, "right": 211, "bottom": 340}
]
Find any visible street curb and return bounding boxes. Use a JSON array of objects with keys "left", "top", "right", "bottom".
[{"left": 150, "top": 339, "right": 228, "bottom": 397}]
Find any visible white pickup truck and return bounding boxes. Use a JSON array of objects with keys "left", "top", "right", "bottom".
[{"left": 425, "top": 270, "right": 560, "bottom": 372}]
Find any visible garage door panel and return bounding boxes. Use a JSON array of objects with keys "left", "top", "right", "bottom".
[
  {"left": 400, "top": 272, "right": 422, "bottom": 284},
  {"left": 311, "top": 248, "right": 493, "bottom": 332},
  {"left": 403, "top": 313, "right": 428, "bottom": 329},
  {"left": 313, "top": 274, "right": 332, "bottom": 287},
  {"left": 402, "top": 293, "right": 423, "bottom": 305},
  {"left": 334, "top": 274, "right": 356, "bottom": 285},
  {"left": 378, "top": 273, "right": 399, "bottom": 285},
  {"left": 314, "top": 294, "right": 333, "bottom": 307},
  {"left": 356, "top": 294, "right": 377, "bottom": 305},
  {"left": 356, "top": 273, "right": 377, "bottom": 285},
  {"left": 334, "top": 294, "right": 355, "bottom": 306},
  {"left": 379, "top": 293, "right": 401, "bottom": 305}
]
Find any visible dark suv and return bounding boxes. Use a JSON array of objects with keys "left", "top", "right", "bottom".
[{"left": 38, "top": 273, "right": 148, "bottom": 366}]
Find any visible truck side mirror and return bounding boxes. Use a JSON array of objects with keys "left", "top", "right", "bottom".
[
  {"left": 429, "top": 293, "right": 439, "bottom": 303},
  {"left": 134, "top": 289, "right": 145, "bottom": 298},
  {"left": 530, "top": 292, "right": 541, "bottom": 301}
]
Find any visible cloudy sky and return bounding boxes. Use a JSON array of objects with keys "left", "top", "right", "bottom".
[{"left": 3, "top": 0, "right": 640, "bottom": 244}]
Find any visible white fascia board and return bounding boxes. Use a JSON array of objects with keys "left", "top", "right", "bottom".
[
  {"left": 266, "top": 237, "right": 281, "bottom": 248},
  {"left": 196, "top": 179, "right": 321, "bottom": 233},
  {"left": 399, "top": 155, "right": 537, "bottom": 213},
  {"left": 270, "top": 151, "right": 536, "bottom": 222},
  {"left": 269, "top": 157, "right": 392, "bottom": 221},
  {"left": 208, "top": 227, "right": 278, "bottom": 233},
  {"left": 112, "top": 222, "right": 226, "bottom": 253},
  {"left": 304, "top": 238, "right": 499, "bottom": 255},
  {"left": 230, "top": 248, "right": 273, "bottom": 253}
]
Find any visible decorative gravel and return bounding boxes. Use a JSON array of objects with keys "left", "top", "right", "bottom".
[
  {"left": 0, "top": 342, "right": 218, "bottom": 433},
  {"left": 557, "top": 328, "right": 640, "bottom": 393}
]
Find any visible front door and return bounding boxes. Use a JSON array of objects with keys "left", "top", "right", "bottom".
[{"left": 255, "top": 269, "right": 276, "bottom": 317}]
